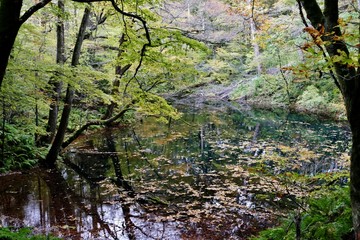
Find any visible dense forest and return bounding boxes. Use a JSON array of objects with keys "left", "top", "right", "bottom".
[{"left": 0, "top": 0, "right": 359, "bottom": 239}]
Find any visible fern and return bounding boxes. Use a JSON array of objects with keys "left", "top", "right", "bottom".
[{"left": 252, "top": 186, "right": 352, "bottom": 240}]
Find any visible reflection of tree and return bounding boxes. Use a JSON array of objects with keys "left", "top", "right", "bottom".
[
  {"left": 39, "top": 168, "right": 81, "bottom": 239},
  {"left": 104, "top": 128, "right": 134, "bottom": 193},
  {"left": 66, "top": 140, "right": 111, "bottom": 181},
  {"left": 131, "top": 129, "right": 162, "bottom": 179},
  {"left": 38, "top": 108, "right": 351, "bottom": 239},
  {"left": 39, "top": 168, "right": 119, "bottom": 239},
  {"left": 0, "top": 173, "right": 35, "bottom": 224},
  {"left": 63, "top": 127, "right": 178, "bottom": 239}
]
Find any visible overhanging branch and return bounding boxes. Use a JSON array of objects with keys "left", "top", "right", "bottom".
[
  {"left": 74, "top": 0, "right": 152, "bottom": 93},
  {"left": 19, "top": 0, "right": 52, "bottom": 25},
  {"left": 109, "top": 0, "right": 152, "bottom": 93},
  {"left": 62, "top": 106, "right": 134, "bottom": 149}
]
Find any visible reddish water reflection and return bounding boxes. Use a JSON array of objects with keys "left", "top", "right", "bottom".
[
  {"left": 0, "top": 167, "right": 271, "bottom": 239},
  {"left": 0, "top": 169, "right": 184, "bottom": 239}
]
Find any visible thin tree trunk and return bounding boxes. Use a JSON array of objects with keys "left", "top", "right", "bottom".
[
  {"left": 295, "top": 212, "right": 301, "bottom": 240},
  {"left": 103, "top": 33, "right": 131, "bottom": 120},
  {"left": 247, "top": 0, "right": 262, "bottom": 75},
  {"left": 44, "top": 6, "right": 91, "bottom": 168},
  {"left": 45, "top": 0, "right": 65, "bottom": 144}
]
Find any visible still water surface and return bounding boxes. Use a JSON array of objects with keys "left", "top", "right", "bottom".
[{"left": 0, "top": 105, "right": 351, "bottom": 239}]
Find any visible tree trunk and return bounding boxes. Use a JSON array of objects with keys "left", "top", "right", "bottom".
[
  {"left": 0, "top": 0, "right": 52, "bottom": 88},
  {"left": 103, "top": 33, "right": 131, "bottom": 120},
  {"left": 43, "top": 6, "right": 91, "bottom": 168},
  {"left": 299, "top": 0, "right": 360, "bottom": 237},
  {"left": 247, "top": 0, "right": 262, "bottom": 75},
  {"left": 348, "top": 91, "right": 360, "bottom": 239},
  {"left": 46, "top": 0, "right": 66, "bottom": 143},
  {"left": 0, "top": 0, "right": 22, "bottom": 87}
]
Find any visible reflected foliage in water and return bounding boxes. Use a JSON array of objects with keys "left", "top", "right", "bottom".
[{"left": 0, "top": 106, "right": 351, "bottom": 239}]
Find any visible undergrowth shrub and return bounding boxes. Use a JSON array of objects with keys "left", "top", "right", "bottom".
[
  {"left": 297, "top": 85, "right": 328, "bottom": 111},
  {"left": 0, "top": 124, "right": 44, "bottom": 173},
  {"left": 252, "top": 186, "right": 352, "bottom": 240}
]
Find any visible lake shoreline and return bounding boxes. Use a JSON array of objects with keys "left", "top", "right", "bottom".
[{"left": 164, "top": 81, "right": 348, "bottom": 122}]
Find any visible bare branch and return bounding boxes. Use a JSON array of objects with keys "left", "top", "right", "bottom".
[
  {"left": 109, "top": 0, "right": 151, "bottom": 45},
  {"left": 296, "top": 0, "right": 309, "bottom": 27},
  {"left": 106, "top": 0, "right": 152, "bottom": 94}
]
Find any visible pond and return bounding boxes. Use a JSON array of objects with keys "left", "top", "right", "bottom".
[{"left": 0, "top": 103, "right": 351, "bottom": 239}]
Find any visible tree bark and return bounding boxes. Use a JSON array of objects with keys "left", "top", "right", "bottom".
[
  {"left": 44, "top": 6, "right": 91, "bottom": 168},
  {"left": 0, "top": 0, "right": 22, "bottom": 87},
  {"left": 299, "top": 0, "right": 360, "bottom": 237},
  {"left": 45, "top": 0, "right": 65, "bottom": 144},
  {"left": 0, "top": 0, "right": 52, "bottom": 88}
]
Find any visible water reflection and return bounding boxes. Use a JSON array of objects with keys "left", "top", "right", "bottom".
[{"left": 0, "top": 106, "right": 351, "bottom": 239}]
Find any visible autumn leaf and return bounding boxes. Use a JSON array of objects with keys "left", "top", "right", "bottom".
[{"left": 303, "top": 26, "right": 322, "bottom": 38}]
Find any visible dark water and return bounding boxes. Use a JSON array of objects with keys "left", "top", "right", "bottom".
[{"left": 0, "top": 105, "right": 351, "bottom": 239}]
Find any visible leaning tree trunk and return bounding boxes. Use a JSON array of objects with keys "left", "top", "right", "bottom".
[
  {"left": 0, "top": 0, "right": 52, "bottom": 88},
  {"left": 43, "top": 6, "right": 91, "bottom": 168},
  {"left": 299, "top": 0, "right": 360, "bottom": 238},
  {"left": 0, "top": 0, "right": 22, "bottom": 87}
]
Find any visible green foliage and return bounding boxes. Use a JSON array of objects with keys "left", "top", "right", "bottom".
[
  {"left": 0, "top": 124, "right": 44, "bottom": 173},
  {"left": 231, "top": 74, "right": 292, "bottom": 107},
  {"left": 295, "top": 85, "right": 344, "bottom": 117},
  {"left": 135, "top": 92, "right": 181, "bottom": 123},
  {"left": 0, "top": 227, "right": 60, "bottom": 240},
  {"left": 297, "top": 85, "right": 327, "bottom": 110},
  {"left": 253, "top": 186, "right": 352, "bottom": 240},
  {"left": 0, "top": 0, "right": 210, "bottom": 174}
]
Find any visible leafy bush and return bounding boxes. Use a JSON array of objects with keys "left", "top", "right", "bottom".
[
  {"left": 253, "top": 186, "right": 352, "bottom": 240},
  {"left": 297, "top": 85, "right": 328, "bottom": 111}
]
